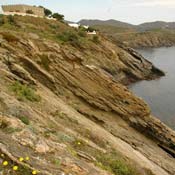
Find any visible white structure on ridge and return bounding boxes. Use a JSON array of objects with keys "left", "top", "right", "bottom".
[
  {"left": 68, "top": 23, "right": 96, "bottom": 35},
  {"left": 68, "top": 23, "right": 80, "bottom": 28},
  {"left": 87, "top": 31, "right": 97, "bottom": 35},
  {"left": 1, "top": 4, "right": 44, "bottom": 17}
]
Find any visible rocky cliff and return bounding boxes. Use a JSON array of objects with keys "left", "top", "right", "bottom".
[
  {"left": 115, "top": 30, "right": 175, "bottom": 48},
  {"left": 103, "top": 30, "right": 175, "bottom": 49},
  {"left": 0, "top": 15, "right": 174, "bottom": 175}
]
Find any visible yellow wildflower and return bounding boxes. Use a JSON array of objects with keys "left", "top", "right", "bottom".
[
  {"left": 25, "top": 156, "right": 30, "bottom": 161},
  {"left": 2, "top": 161, "right": 8, "bottom": 166},
  {"left": 77, "top": 142, "right": 81, "bottom": 145},
  {"left": 32, "top": 170, "right": 37, "bottom": 174},
  {"left": 19, "top": 157, "right": 24, "bottom": 162},
  {"left": 13, "top": 166, "right": 18, "bottom": 171}
]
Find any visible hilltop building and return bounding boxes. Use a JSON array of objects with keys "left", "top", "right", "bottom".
[
  {"left": 87, "top": 31, "right": 97, "bottom": 35},
  {"left": 68, "top": 23, "right": 96, "bottom": 34},
  {"left": 68, "top": 23, "right": 90, "bottom": 30},
  {"left": 1, "top": 4, "right": 44, "bottom": 17},
  {"left": 68, "top": 23, "right": 80, "bottom": 29}
]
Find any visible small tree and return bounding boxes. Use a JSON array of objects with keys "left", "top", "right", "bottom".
[
  {"left": 79, "top": 25, "right": 88, "bottom": 32},
  {"left": 39, "top": 6, "right": 52, "bottom": 16},
  {"left": 88, "top": 27, "right": 96, "bottom": 32},
  {"left": 44, "top": 8, "right": 52, "bottom": 16},
  {"left": 52, "top": 13, "right": 64, "bottom": 21},
  {"left": 92, "top": 36, "right": 100, "bottom": 43}
]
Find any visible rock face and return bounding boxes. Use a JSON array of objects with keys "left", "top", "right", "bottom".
[
  {"left": 113, "top": 31, "right": 175, "bottom": 48},
  {"left": 0, "top": 16, "right": 174, "bottom": 175}
]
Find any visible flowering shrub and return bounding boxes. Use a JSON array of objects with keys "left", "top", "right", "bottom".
[{"left": 0, "top": 153, "right": 38, "bottom": 175}]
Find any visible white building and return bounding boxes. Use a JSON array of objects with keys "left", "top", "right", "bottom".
[
  {"left": 87, "top": 31, "right": 97, "bottom": 35},
  {"left": 68, "top": 23, "right": 97, "bottom": 35},
  {"left": 82, "top": 25, "right": 89, "bottom": 29},
  {"left": 68, "top": 23, "right": 80, "bottom": 29}
]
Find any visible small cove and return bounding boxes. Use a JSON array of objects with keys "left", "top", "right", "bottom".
[{"left": 129, "top": 47, "right": 175, "bottom": 130}]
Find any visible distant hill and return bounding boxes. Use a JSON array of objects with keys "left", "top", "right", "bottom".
[
  {"left": 79, "top": 19, "right": 175, "bottom": 31},
  {"left": 138, "top": 21, "right": 175, "bottom": 31},
  {"left": 79, "top": 19, "right": 175, "bottom": 48},
  {"left": 79, "top": 19, "right": 135, "bottom": 29}
]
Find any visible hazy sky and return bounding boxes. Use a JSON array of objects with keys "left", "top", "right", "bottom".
[{"left": 1, "top": 0, "right": 175, "bottom": 24}]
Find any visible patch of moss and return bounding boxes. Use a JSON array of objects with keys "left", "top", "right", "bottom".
[
  {"left": 3, "top": 127, "right": 22, "bottom": 134},
  {"left": 52, "top": 159, "right": 61, "bottom": 168},
  {"left": 95, "top": 152, "right": 140, "bottom": 175},
  {"left": 57, "top": 31, "right": 81, "bottom": 47},
  {"left": 10, "top": 81, "right": 41, "bottom": 102},
  {"left": 78, "top": 31, "right": 87, "bottom": 37},
  {"left": 1, "top": 32, "right": 19, "bottom": 42},
  {"left": 0, "top": 14, "right": 5, "bottom": 26},
  {"left": 67, "top": 146, "right": 78, "bottom": 157},
  {"left": 17, "top": 115, "right": 30, "bottom": 125},
  {"left": 38, "top": 54, "right": 51, "bottom": 70},
  {"left": 92, "top": 35, "right": 100, "bottom": 43},
  {"left": 7, "top": 15, "right": 17, "bottom": 25}
]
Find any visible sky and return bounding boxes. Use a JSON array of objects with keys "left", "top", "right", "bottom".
[{"left": 1, "top": 0, "right": 175, "bottom": 24}]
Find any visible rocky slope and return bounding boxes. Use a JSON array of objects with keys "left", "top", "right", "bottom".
[
  {"left": 0, "top": 15, "right": 174, "bottom": 175},
  {"left": 113, "top": 30, "right": 175, "bottom": 48}
]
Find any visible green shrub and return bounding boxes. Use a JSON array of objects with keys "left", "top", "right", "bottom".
[
  {"left": 96, "top": 152, "right": 139, "bottom": 175},
  {"left": 79, "top": 25, "right": 88, "bottom": 32},
  {"left": 78, "top": 31, "right": 86, "bottom": 37},
  {"left": 49, "top": 24, "right": 59, "bottom": 30},
  {"left": 52, "top": 159, "right": 61, "bottom": 168},
  {"left": 57, "top": 31, "right": 81, "bottom": 47},
  {"left": 7, "top": 15, "right": 16, "bottom": 25},
  {"left": 0, "top": 153, "right": 34, "bottom": 174},
  {"left": 0, "top": 15, "right": 5, "bottom": 26},
  {"left": 88, "top": 27, "right": 96, "bottom": 32},
  {"left": 57, "top": 132, "right": 75, "bottom": 143},
  {"left": 39, "top": 6, "right": 52, "bottom": 16},
  {"left": 57, "top": 31, "right": 78, "bottom": 42},
  {"left": 39, "top": 54, "right": 51, "bottom": 70},
  {"left": 10, "top": 81, "right": 41, "bottom": 102},
  {"left": 92, "top": 35, "right": 100, "bottom": 43},
  {"left": 3, "top": 127, "right": 22, "bottom": 134},
  {"left": 1, "top": 32, "right": 19, "bottom": 43},
  {"left": 52, "top": 13, "right": 64, "bottom": 21},
  {"left": 17, "top": 115, "right": 30, "bottom": 125}
]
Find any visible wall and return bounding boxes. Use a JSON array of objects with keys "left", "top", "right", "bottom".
[{"left": 2, "top": 5, "right": 44, "bottom": 17}]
